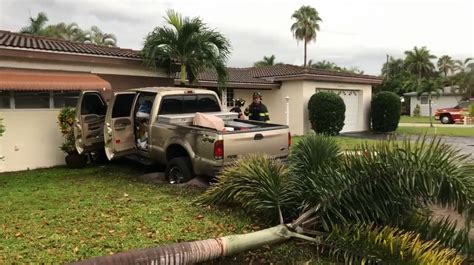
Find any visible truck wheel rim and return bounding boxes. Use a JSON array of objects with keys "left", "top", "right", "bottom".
[
  {"left": 442, "top": 117, "right": 449, "bottom": 123},
  {"left": 169, "top": 167, "right": 183, "bottom": 184}
]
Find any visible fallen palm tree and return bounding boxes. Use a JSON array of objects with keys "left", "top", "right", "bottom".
[{"left": 72, "top": 136, "right": 473, "bottom": 264}]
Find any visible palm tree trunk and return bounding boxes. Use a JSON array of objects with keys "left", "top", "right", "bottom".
[
  {"left": 304, "top": 39, "right": 307, "bottom": 67},
  {"left": 71, "top": 225, "right": 291, "bottom": 265},
  {"left": 429, "top": 94, "right": 433, "bottom": 128},
  {"left": 180, "top": 64, "right": 187, "bottom": 85}
]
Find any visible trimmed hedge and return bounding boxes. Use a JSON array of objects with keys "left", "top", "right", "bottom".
[
  {"left": 308, "top": 92, "right": 345, "bottom": 135},
  {"left": 371, "top": 91, "right": 401, "bottom": 132}
]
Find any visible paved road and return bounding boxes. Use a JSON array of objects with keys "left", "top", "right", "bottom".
[{"left": 342, "top": 132, "right": 474, "bottom": 162}]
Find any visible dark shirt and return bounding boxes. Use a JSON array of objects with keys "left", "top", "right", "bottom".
[{"left": 244, "top": 102, "right": 270, "bottom": 122}]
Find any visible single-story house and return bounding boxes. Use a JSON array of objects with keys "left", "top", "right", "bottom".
[
  {"left": 184, "top": 65, "right": 382, "bottom": 135},
  {"left": 0, "top": 30, "right": 171, "bottom": 172},
  {"left": 0, "top": 30, "right": 381, "bottom": 172},
  {"left": 404, "top": 87, "right": 466, "bottom": 116}
]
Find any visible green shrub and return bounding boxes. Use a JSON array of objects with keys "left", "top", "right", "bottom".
[
  {"left": 371, "top": 91, "right": 401, "bottom": 132},
  {"left": 0, "top": 118, "right": 4, "bottom": 137},
  {"left": 469, "top": 103, "right": 474, "bottom": 117},
  {"left": 308, "top": 92, "right": 345, "bottom": 135},
  {"left": 413, "top": 104, "right": 421, "bottom": 117},
  {"left": 57, "top": 107, "right": 76, "bottom": 154}
]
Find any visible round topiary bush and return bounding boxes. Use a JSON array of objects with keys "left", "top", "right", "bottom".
[
  {"left": 308, "top": 91, "right": 346, "bottom": 135},
  {"left": 371, "top": 91, "right": 401, "bottom": 132}
]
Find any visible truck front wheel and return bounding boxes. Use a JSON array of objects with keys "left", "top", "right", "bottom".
[
  {"left": 440, "top": 115, "right": 453, "bottom": 124},
  {"left": 166, "top": 157, "right": 194, "bottom": 184}
]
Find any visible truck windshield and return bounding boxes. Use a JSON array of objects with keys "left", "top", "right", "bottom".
[{"left": 159, "top": 94, "right": 221, "bottom": 115}]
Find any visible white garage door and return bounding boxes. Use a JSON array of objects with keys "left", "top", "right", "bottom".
[{"left": 315, "top": 89, "right": 360, "bottom": 133}]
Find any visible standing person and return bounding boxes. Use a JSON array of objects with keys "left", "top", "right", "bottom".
[
  {"left": 230, "top": 98, "right": 246, "bottom": 119},
  {"left": 244, "top": 92, "right": 270, "bottom": 122}
]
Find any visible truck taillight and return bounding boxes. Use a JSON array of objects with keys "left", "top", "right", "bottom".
[
  {"left": 214, "top": 140, "right": 224, "bottom": 160},
  {"left": 288, "top": 132, "right": 291, "bottom": 148}
]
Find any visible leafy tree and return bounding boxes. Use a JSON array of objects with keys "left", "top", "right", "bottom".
[
  {"left": 253, "top": 55, "right": 282, "bottom": 67},
  {"left": 142, "top": 10, "right": 231, "bottom": 87},
  {"left": 291, "top": 6, "right": 322, "bottom": 67},
  {"left": 79, "top": 136, "right": 474, "bottom": 264},
  {"left": 308, "top": 60, "right": 364, "bottom": 74},
  {"left": 404, "top": 46, "right": 437, "bottom": 86},
  {"left": 380, "top": 57, "right": 412, "bottom": 95},
  {"left": 418, "top": 78, "right": 443, "bottom": 127},
  {"left": 437, "top": 55, "right": 455, "bottom": 77},
  {"left": 85, "top": 26, "right": 117, "bottom": 47},
  {"left": 19, "top": 12, "right": 49, "bottom": 35}
]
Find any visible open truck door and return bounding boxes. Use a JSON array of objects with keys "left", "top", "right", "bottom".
[
  {"left": 74, "top": 91, "right": 107, "bottom": 154},
  {"left": 104, "top": 92, "right": 137, "bottom": 160}
]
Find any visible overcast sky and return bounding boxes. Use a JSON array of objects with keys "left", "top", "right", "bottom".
[{"left": 0, "top": 0, "right": 473, "bottom": 74}]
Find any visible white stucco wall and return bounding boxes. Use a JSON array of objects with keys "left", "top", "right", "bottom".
[
  {"left": 409, "top": 95, "right": 459, "bottom": 116},
  {"left": 0, "top": 56, "right": 166, "bottom": 77},
  {"left": 233, "top": 80, "right": 372, "bottom": 135},
  {"left": 0, "top": 110, "right": 65, "bottom": 172}
]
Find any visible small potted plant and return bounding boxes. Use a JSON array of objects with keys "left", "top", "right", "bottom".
[{"left": 58, "top": 107, "right": 87, "bottom": 168}]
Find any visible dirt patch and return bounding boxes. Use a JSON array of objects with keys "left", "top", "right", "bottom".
[
  {"left": 430, "top": 205, "right": 473, "bottom": 239},
  {"left": 137, "top": 172, "right": 210, "bottom": 188}
]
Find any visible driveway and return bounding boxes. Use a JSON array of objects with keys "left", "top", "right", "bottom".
[
  {"left": 399, "top": 123, "right": 474, "bottom": 128},
  {"left": 342, "top": 132, "right": 474, "bottom": 162}
]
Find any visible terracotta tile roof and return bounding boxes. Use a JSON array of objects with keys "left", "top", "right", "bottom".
[
  {"left": 0, "top": 68, "right": 111, "bottom": 91},
  {"left": 198, "top": 68, "right": 275, "bottom": 84},
  {"left": 197, "top": 64, "right": 382, "bottom": 87},
  {"left": 0, "top": 30, "right": 140, "bottom": 59},
  {"left": 247, "top": 64, "right": 381, "bottom": 80}
]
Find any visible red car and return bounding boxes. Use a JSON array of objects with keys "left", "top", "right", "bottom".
[{"left": 434, "top": 101, "right": 471, "bottom": 124}]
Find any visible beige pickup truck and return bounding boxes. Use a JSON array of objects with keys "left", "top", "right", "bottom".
[{"left": 74, "top": 87, "right": 290, "bottom": 183}]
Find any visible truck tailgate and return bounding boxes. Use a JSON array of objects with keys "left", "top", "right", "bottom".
[{"left": 222, "top": 128, "right": 289, "bottom": 162}]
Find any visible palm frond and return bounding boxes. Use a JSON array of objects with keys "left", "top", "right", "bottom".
[
  {"left": 197, "top": 154, "right": 291, "bottom": 224},
  {"left": 323, "top": 223, "right": 464, "bottom": 264},
  {"left": 392, "top": 211, "right": 471, "bottom": 255}
]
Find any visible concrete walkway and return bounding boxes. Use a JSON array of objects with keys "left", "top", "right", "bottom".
[{"left": 399, "top": 123, "right": 474, "bottom": 128}]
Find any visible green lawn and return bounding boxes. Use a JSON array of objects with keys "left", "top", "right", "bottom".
[
  {"left": 396, "top": 126, "right": 474, "bottom": 137},
  {"left": 293, "top": 135, "right": 381, "bottom": 150},
  {"left": 0, "top": 163, "right": 326, "bottom": 264},
  {"left": 399, "top": 116, "right": 432, "bottom": 124}
]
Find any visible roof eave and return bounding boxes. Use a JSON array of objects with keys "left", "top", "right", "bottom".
[
  {"left": 174, "top": 79, "right": 280, "bottom": 90},
  {"left": 271, "top": 74, "right": 382, "bottom": 85}
]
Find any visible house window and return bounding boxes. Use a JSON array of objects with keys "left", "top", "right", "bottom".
[
  {"left": 420, "top": 96, "right": 428, "bottom": 105},
  {"left": 0, "top": 91, "right": 10, "bottom": 109},
  {"left": 14, "top": 91, "right": 50, "bottom": 109},
  {"left": 226, "top": 88, "right": 234, "bottom": 107},
  {"left": 53, "top": 91, "right": 79, "bottom": 108}
]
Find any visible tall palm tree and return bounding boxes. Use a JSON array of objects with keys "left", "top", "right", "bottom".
[
  {"left": 437, "top": 55, "right": 455, "bottom": 77},
  {"left": 142, "top": 10, "right": 231, "bottom": 87},
  {"left": 253, "top": 55, "right": 281, "bottom": 67},
  {"left": 404, "top": 46, "right": 437, "bottom": 86},
  {"left": 85, "top": 26, "right": 117, "bottom": 47},
  {"left": 451, "top": 58, "right": 474, "bottom": 100},
  {"left": 291, "top": 6, "right": 322, "bottom": 67},
  {"left": 417, "top": 78, "right": 442, "bottom": 127},
  {"left": 74, "top": 136, "right": 473, "bottom": 264},
  {"left": 19, "top": 12, "right": 49, "bottom": 35}
]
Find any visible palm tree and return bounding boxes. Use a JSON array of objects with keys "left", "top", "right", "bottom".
[
  {"left": 417, "top": 78, "right": 442, "bottom": 127},
  {"left": 85, "top": 26, "right": 117, "bottom": 46},
  {"left": 451, "top": 58, "right": 474, "bottom": 100},
  {"left": 74, "top": 136, "right": 473, "bottom": 264},
  {"left": 308, "top": 59, "right": 339, "bottom": 70},
  {"left": 291, "top": 6, "right": 322, "bottom": 67},
  {"left": 142, "top": 10, "right": 231, "bottom": 87},
  {"left": 437, "top": 55, "right": 455, "bottom": 77},
  {"left": 382, "top": 57, "right": 405, "bottom": 80},
  {"left": 19, "top": 12, "right": 49, "bottom": 35},
  {"left": 253, "top": 55, "right": 282, "bottom": 67},
  {"left": 404, "top": 46, "right": 437, "bottom": 86},
  {"left": 44, "top": 22, "right": 86, "bottom": 42}
]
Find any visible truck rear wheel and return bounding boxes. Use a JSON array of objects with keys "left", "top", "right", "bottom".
[{"left": 166, "top": 157, "right": 194, "bottom": 184}]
